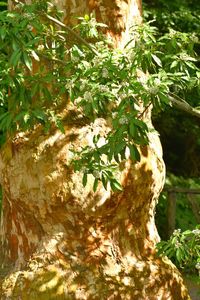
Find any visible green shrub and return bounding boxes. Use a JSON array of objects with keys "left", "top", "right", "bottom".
[{"left": 157, "top": 226, "right": 200, "bottom": 274}]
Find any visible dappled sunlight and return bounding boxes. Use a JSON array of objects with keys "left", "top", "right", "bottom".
[
  {"left": 1, "top": 246, "right": 190, "bottom": 299},
  {"left": 0, "top": 0, "right": 196, "bottom": 298},
  {"left": 0, "top": 186, "right": 190, "bottom": 300}
]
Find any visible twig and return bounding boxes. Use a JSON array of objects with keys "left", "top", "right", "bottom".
[
  {"left": 45, "top": 14, "right": 99, "bottom": 56},
  {"left": 138, "top": 102, "right": 152, "bottom": 119}
]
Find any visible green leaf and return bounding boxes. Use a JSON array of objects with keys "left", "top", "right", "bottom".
[
  {"left": 132, "top": 118, "right": 148, "bottom": 130},
  {"left": 55, "top": 118, "right": 65, "bottom": 134},
  {"left": 164, "top": 247, "right": 175, "bottom": 258},
  {"left": 129, "top": 121, "right": 136, "bottom": 138},
  {"left": 110, "top": 179, "right": 122, "bottom": 192},
  {"left": 120, "top": 147, "right": 126, "bottom": 160},
  {"left": 31, "top": 50, "right": 40, "bottom": 61},
  {"left": 170, "top": 61, "right": 178, "bottom": 69},
  {"left": 152, "top": 54, "right": 162, "bottom": 67},
  {"left": 93, "top": 178, "right": 98, "bottom": 192},
  {"left": 114, "top": 153, "right": 120, "bottom": 163},
  {"left": 176, "top": 248, "right": 183, "bottom": 263},
  {"left": 12, "top": 38, "right": 20, "bottom": 52},
  {"left": 82, "top": 173, "right": 87, "bottom": 187},
  {"left": 159, "top": 93, "right": 170, "bottom": 105},
  {"left": 24, "top": 113, "right": 30, "bottom": 124},
  {"left": 104, "top": 170, "right": 113, "bottom": 177},
  {"left": 93, "top": 134, "right": 100, "bottom": 144},
  {"left": 22, "top": 52, "right": 32, "bottom": 71},
  {"left": 84, "top": 14, "right": 90, "bottom": 21},
  {"left": 0, "top": 111, "right": 9, "bottom": 123},
  {"left": 7, "top": 13, "right": 16, "bottom": 18},
  {"left": 0, "top": 112, "right": 13, "bottom": 131},
  {"left": 129, "top": 144, "right": 140, "bottom": 162},
  {"left": 0, "top": 2, "right": 7, "bottom": 7},
  {"left": 101, "top": 174, "right": 108, "bottom": 190},
  {"left": 9, "top": 49, "right": 22, "bottom": 67},
  {"left": 115, "top": 141, "right": 126, "bottom": 155},
  {"left": 31, "top": 83, "right": 39, "bottom": 97},
  {"left": 185, "top": 61, "right": 196, "bottom": 70},
  {"left": 32, "top": 109, "right": 46, "bottom": 121},
  {"left": 0, "top": 27, "right": 6, "bottom": 40},
  {"left": 42, "top": 86, "right": 52, "bottom": 102}
]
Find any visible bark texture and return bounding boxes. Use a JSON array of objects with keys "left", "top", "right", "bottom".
[{"left": 1, "top": 0, "right": 190, "bottom": 299}]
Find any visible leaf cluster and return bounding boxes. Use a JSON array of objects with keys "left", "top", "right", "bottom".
[
  {"left": 0, "top": 0, "right": 199, "bottom": 191},
  {"left": 157, "top": 227, "right": 200, "bottom": 274}
]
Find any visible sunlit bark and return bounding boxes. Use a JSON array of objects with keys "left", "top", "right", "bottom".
[{"left": 0, "top": 1, "right": 190, "bottom": 299}]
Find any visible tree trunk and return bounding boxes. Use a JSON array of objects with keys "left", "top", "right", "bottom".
[{"left": 0, "top": 1, "right": 190, "bottom": 299}]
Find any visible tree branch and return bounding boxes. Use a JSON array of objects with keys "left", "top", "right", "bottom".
[
  {"left": 38, "top": 14, "right": 200, "bottom": 122},
  {"left": 168, "top": 93, "right": 200, "bottom": 119},
  {"left": 45, "top": 14, "right": 99, "bottom": 56}
]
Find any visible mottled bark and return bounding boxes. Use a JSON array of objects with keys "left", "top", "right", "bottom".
[{"left": 0, "top": 1, "right": 190, "bottom": 299}]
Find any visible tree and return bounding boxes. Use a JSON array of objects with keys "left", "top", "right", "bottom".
[{"left": 0, "top": 0, "right": 196, "bottom": 298}]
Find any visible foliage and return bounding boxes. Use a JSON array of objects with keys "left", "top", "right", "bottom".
[
  {"left": 143, "top": 0, "right": 200, "bottom": 38},
  {"left": 0, "top": 1, "right": 199, "bottom": 191},
  {"left": 156, "top": 173, "right": 200, "bottom": 240},
  {"left": 144, "top": 3, "right": 200, "bottom": 274},
  {"left": 144, "top": 0, "right": 200, "bottom": 178},
  {"left": 0, "top": 2, "right": 6, "bottom": 11},
  {"left": 157, "top": 227, "right": 200, "bottom": 275}
]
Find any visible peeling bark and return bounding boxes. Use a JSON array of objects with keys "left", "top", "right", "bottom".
[{"left": 0, "top": 1, "right": 190, "bottom": 299}]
